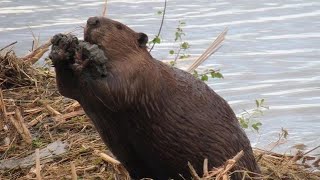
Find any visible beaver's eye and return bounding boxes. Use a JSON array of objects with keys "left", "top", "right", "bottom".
[{"left": 116, "top": 24, "right": 123, "bottom": 30}]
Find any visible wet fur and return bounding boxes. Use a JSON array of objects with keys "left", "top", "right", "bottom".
[{"left": 50, "top": 17, "right": 260, "bottom": 179}]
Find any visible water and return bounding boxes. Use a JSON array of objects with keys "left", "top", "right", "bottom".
[{"left": 0, "top": 0, "right": 319, "bottom": 155}]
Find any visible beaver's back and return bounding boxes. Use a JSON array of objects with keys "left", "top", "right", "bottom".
[{"left": 140, "top": 61, "right": 260, "bottom": 179}]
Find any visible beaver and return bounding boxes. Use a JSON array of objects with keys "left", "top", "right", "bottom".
[{"left": 49, "top": 16, "right": 261, "bottom": 179}]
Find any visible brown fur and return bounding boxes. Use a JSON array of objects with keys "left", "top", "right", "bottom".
[{"left": 49, "top": 16, "right": 261, "bottom": 179}]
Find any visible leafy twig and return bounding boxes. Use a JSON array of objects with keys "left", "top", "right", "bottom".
[{"left": 149, "top": 0, "right": 167, "bottom": 52}]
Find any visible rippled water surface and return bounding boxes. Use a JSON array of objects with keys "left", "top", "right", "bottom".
[{"left": 1, "top": 0, "right": 319, "bottom": 154}]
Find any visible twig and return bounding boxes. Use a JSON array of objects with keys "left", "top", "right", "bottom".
[
  {"left": 54, "top": 109, "right": 85, "bottom": 122},
  {"left": 199, "top": 150, "right": 244, "bottom": 179},
  {"left": 28, "top": 26, "right": 39, "bottom": 51},
  {"left": 313, "top": 158, "right": 320, "bottom": 167},
  {"left": 3, "top": 108, "right": 41, "bottom": 116},
  {"left": 290, "top": 151, "right": 304, "bottom": 163},
  {"left": 149, "top": 0, "right": 167, "bottom": 52},
  {"left": 188, "top": 162, "right": 201, "bottom": 180},
  {"left": 0, "top": 89, "right": 7, "bottom": 119},
  {"left": 28, "top": 113, "right": 48, "bottom": 127},
  {"left": 94, "top": 150, "right": 120, "bottom": 165},
  {"left": 289, "top": 145, "right": 320, "bottom": 164},
  {"left": 218, "top": 150, "right": 244, "bottom": 177},
  {"left": 203, "top": 158, "right": 209, "bottom": 177},
  {"left": 0, "top": 41, "right": 17, "bottom": 52},
  {"left": 83, "top": 165, "right": 97, "bottom": 172},
  {"left": 173, "top": 43, "right": 183, "bottom": 64},
  {"left": 38, "top": 100, "right": 61, "bottom": 116},
  {"left": 187, "top": 28, "right": 228, "bottom": 73},
  {"left": 21, "top": 38, "right": 52, "bottom": 64},
  {"left": 64, "top": 101, "right": 81, "bottom": 112},
  {"left": 9, "top": 115, "right": 32, "bottom": 144},
  {"left": 303, "top": 145, "right": 320, "bottom": 156},
  {"left": 15, "top": 108, "right": 24, "bottom": 122},
  {"left": 102, "top": 0, "right": 108, "bottom": 16},
  {"left": 268, "top": 128, "right": 288, "bottom": 152},
  {"left": 35, "top": 148, "right": 42, "bottom": 180},
  {"left": 70, "top": 161, "right": 77, "bottom": 180},
  {"left": 95, "top": 151, "right": 130, "bottom": 178},
  {"left": 15, "top": 108, "right": 32, "bottom": 144}
]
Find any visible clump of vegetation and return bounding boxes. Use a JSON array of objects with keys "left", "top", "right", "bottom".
[
  {"left": 149, "top": 20, "right": 191, "bottom": 67},
  {"left": 193, "top": 69, "right": 224, "bottom": 81},
  {"left": 168, "top": 20, "right": 191, "bottom": 66},
  {"left": 238, "top": 98, "right": 268, "bottom": 132}
]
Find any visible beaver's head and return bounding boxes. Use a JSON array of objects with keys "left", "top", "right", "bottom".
[{"left": 84, "top": 16, "right": 149, "bottom": 59}]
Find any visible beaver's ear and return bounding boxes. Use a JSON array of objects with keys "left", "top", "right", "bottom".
[{"left": 137, "top": 32, "right": 148, "bottom": 48}]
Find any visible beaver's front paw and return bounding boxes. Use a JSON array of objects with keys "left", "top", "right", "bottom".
[
  {"left": 49, "top": 33, "right": 79, "bottom": 66},
  {"left": 74, "top": 42, "right": 108, "bottom": 78}
]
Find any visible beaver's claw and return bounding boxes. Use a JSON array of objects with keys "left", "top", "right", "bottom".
[{"left": 49, "top": 33, "right": 79, "bottom": 66}]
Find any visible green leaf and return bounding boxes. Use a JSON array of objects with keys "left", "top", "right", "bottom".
[
  {"left": 169, "top": 61, "right": 175, "bottom": 66},
  {"left": 256, "top": 122, "right": 262, "bottom": 126},
  {"left": 282, "top": 128, "right": 289, "bottom": 138},
  {"left": 238, "top": 117, "right": 249, "bottom": 129},
  {"left": 157, "top": 10, "right": 163, "bottom": 15},
  {"left": 210, "top": 71, "right": 215, "bottom": 78},
  {"left": 152, "top": 36, "right": 161, "bottom": 44},
  {"left": 240, "top": 120, "right": 248, "bottom": 129},
  {"left": 215, "top": 72, "right": 224, "bottom": 78},
  {"left": 169, "top": 50, "right": 175, "bottom": 55},
  {"left": 252, "top": 125, "right": 259, "bottom": 131},
  {"left": 193, "top": 70, "right": 198, "bottom": 78},
  {"left": 255, "top": 100, "right": 260, "bottom": 107},
  {"left": 251, "top": 123, "right": 262, "bottom": 131},
  {"left": 210, "top": 71, "right": 224, "bottom": 79},
  {"left": 179, "top": 54, "right": 190, "bottom": 59},
  {"left": 242, "top": 123, "right": 248, "bottom": 129},
  {"left": 252, "top": 122, "right": 262, "bottom": 132},
  {"left": 201, "top": 74, "right": 209, "bottom": 81},
  {"left": 181, "top": 42, "right": 190, "bottom": 49},
  {"left": 175, "top": 32, "right": 180, "bottom": 41}
]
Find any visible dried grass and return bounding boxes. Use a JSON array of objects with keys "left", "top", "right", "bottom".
[{"left": 0, "top": 47, "right": 319, "bottom": 180}]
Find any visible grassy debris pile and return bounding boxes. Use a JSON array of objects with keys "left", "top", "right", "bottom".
[
  {"left": 0, "top": 50, "right": 319, "bottom": 180},
  {"left": 254, "top": 149, "right": 319, "bottom": 179},
  {"left": 0, "top": 51, "right": 43, "bottom": 89}
]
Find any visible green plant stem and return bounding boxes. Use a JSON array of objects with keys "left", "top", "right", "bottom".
[
  {"left": 149, "top": 0, "right": 167, "bottom": 52},
  {"left": 173, "top": 46, "right": 182, "bottom": 63}
]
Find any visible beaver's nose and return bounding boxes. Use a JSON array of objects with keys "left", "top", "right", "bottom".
[{"left": 87, "top": 17, "right": 99, "bottom": 26}]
